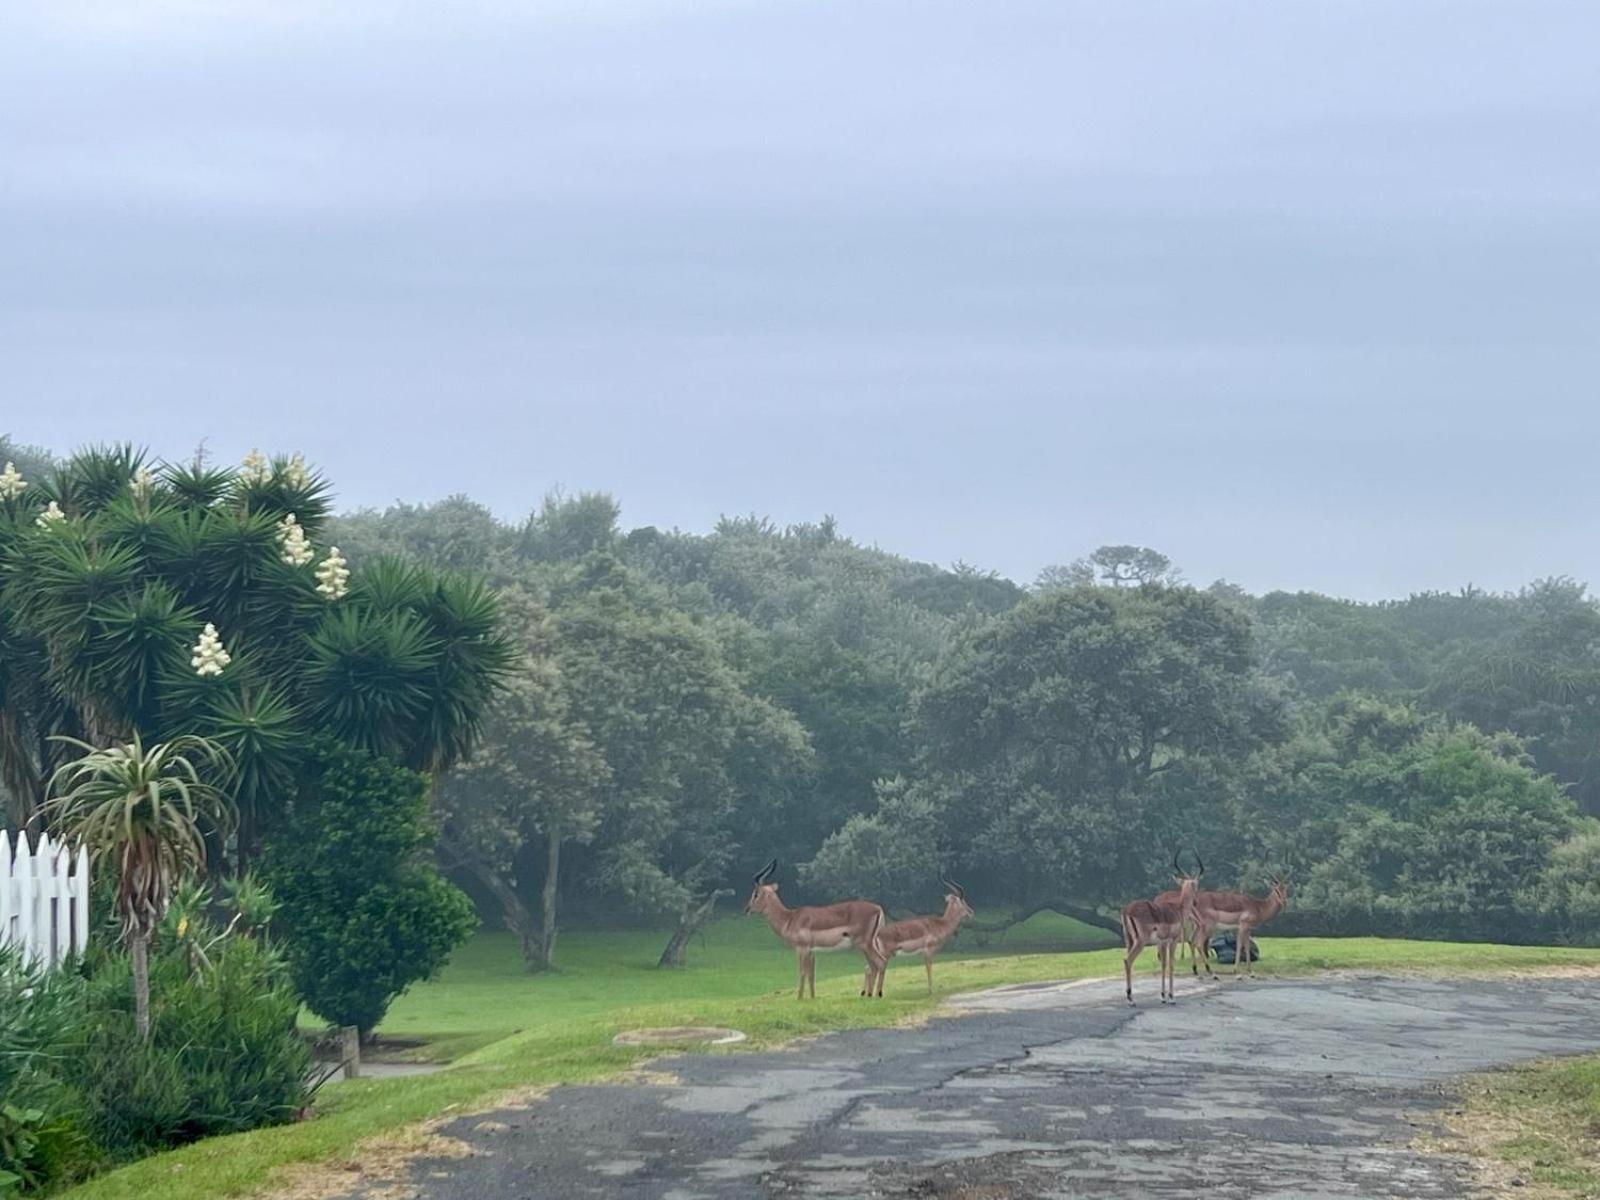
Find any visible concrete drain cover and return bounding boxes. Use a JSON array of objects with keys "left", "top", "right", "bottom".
[{"left": 612, "top": 1026, "right": 747, "bottom": 1047}]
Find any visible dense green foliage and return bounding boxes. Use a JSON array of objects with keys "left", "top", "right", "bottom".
[
  {"left": 0, "top": 897, "right": 310, "bottom": 1195},
  {"left": 0, "top": 948, "right": 89, "bottom": 1195},
  {"left": 335, "top": 491, "right": 1600, "bottom": 948},
  {"left": 67, "top": 917, "right": 310, "bottom": 1158},
  {"left": 0, "top": 444, "right": 509, "bottom": 851},
  {"left": 263, "top": 740, "right": 477, "bottom": 1034},
  {"left": 1235, "top": 696, "right": 1591, "bottom": 940}
]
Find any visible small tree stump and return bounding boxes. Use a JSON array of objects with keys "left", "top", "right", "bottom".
[{"left": 341, "top": 1025, "right": 362, "bottom": 1079}]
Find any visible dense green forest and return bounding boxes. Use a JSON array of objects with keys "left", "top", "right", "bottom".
[
  {"left": 324, "top": 485, "right": 1600, "bottom": 957},
  {"left": 6, "top": 437, "right": 1599, "bottom": 964}
]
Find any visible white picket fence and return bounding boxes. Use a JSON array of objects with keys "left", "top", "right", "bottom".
[{"left": 0, "top": 831, "right": 91, "bottom": 968}]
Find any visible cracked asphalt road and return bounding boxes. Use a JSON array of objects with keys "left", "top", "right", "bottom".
[{"left": 334, "top": 973, "right": 1600, "bottom": 1198}]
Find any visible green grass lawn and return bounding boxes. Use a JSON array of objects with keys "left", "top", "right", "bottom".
[{"left": 59, "top": 919, "right": 1600, "bottom": 1200}]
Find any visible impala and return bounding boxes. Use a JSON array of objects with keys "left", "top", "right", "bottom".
[
  {"left": 1154, "top": 850, "right": 1207, "bottom": 972},
  {"left": 1121, "top": 853, "right": 1201, "bottom": 1006},
  {"left": 744, "top": 859, "right": 889, "bottom": 999},
  {"left": 1188, "top": 877, "right": 1290, "bottom": 978},
  {"left": 863, "top": 877, "right": 975, "bottom": 997}
]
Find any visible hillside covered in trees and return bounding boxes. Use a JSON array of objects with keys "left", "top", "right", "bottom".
[
  {"left": 323, "top": 484, "right": 1600, "bottom": 959},
  {"left": 4, "top": 436, "right": 1595, "bottom": 961}
]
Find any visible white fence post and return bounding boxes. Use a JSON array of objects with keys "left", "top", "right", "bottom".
[{"left": 0, "top": 829, "right": 91, "bottom": 967}]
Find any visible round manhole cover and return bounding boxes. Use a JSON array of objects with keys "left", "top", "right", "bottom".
[{"left": 612, "top": 1026, "right": 747, "bottom": 1047}]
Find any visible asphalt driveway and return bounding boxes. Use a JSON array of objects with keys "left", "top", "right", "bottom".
[{"left": 330, "top": 972, "right": 1600, "bottom": 1198}]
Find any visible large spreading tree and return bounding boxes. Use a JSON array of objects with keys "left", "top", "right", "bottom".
[{"left": 806, "top": 583, "right": 1279, "bottom": 913}]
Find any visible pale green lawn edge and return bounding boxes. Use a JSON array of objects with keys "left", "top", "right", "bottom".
[{"left": 57, "top": 936, "right": 1600, "bottom": 1200}]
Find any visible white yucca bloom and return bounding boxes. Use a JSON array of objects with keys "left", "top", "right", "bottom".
[
  {"left": 240, "top": 447, "right": 271, "bottom": 485},
  {"left": 277, "top": 512, "right": 315, "bottom": 567},
  {"left": 285, "top": 452, "right": 311, "bottom": 489},
  {"left": 36, "top": 501, "right": 66, "bottom": 528},
  {"left": 191, "top": 623, "right": 232, "bottom": 677},
  {"left": 130, "top": 466, "right": 156, "bottom": 500},
  {"left": 316, "top": 547, "right": 350, "bottom": 601},
  {"left": 0, "top": 461, "right": 26, "bottom": 500}
]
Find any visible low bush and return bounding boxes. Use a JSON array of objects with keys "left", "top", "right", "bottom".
[
  {"left": 64, "top": 908, "right": 312, "bottom": 1159},
  {"left": 0, "top": 887, "right": 311, "bottom": 1194},
  {"left": 0, "top": 947, "right": 93, "bottom": 1196}
]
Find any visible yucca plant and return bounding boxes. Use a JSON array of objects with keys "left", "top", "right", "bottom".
[
  {"left": 44, "top": 734, "right": 235, "bottom": 1038},
  {"left": 0, "top": 444, "right": 509, "bottom": 851}
]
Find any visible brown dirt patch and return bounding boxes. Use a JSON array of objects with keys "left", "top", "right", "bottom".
[{"left": 260, "top": 1129, "right": 479, "bottom": 1200}]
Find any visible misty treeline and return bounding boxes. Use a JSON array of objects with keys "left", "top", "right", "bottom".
[{"left": 327, "top": 493, "right": 1600, "bottom": 965}]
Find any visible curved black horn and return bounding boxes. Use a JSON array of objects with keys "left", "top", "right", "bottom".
[
  {"left": 1191, "top": 849, "right": 1205, "bottom": 879},
  {"left": 1172, "top": 849, "right": 1182, "bottom": 874},
  {"left": 941, "top": 875, "right": 966, "bottom": 900},
  {"left": 753, "top": 858, "right": 777, "bottom": 884}
]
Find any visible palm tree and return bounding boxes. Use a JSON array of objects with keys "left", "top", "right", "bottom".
[{"left": 44, "top": 733, "right": 235, "bottom": 1038}]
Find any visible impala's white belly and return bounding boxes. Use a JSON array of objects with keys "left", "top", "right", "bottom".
[
  {"left": 801, "top": 928, "right": 855, "bottom": 951},
  {"left": 893, "top": 938, "right": 934, "bottom": 956}
]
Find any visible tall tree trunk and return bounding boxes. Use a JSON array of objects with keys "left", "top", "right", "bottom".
[
  {"left": 459, "top": 856, "right": 551, "bottom": 972},
  {"left": 539, "top": 831, "right": 561, "bottom": 968},
  {"left": 130, "top": 932, "right": 152, "bottom": 1039},
  {"left": 0, "top": 707, "right": 42, "bottom": 826},
  {"left": 657, "top": 889, "right": 733, "bottom": 968}
]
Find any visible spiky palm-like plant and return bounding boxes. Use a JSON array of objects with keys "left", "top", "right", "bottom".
[
  {"left": 0, "top": 444, "right": 510, "bottom": 850},
  {"left": 44, "top": 733, "right": 235, "bottom": 1038}
]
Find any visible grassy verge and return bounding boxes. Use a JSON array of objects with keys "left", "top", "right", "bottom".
[
  {"left": 59, "top": 920, "right": 1600, "bottom": 1200},
  {"left": 1443, "top": 1055, "right": 1600, "bottom": 1196}
]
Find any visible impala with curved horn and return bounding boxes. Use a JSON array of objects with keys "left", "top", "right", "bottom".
[
  {"left": 1121, "top": 851, "right": 1201, "bottom": 1006},
  {"left": 864, "top": 876, "right": 975, "bottom": 997},
  {"left": 1154, "top": 849, "right": 1207, "bottom": 971},
  {"left": 744, "top": 859, "right": 889, "bottom": 1000},
  {"left": 1187, "top": 876, "right": 1290, "bottom": 978}
]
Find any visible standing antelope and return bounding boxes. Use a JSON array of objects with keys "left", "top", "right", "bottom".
[
  {"left": 1121, "top": 853, "right": 1201, "bottom": 1006},
  {"left": 1154, "top": 849, "right": 1208, "bottom": 972},
  {"left": 864, "top": 877, "right": 975, "bottom": 997},
  {"left": 744, "top": 859, "right": 888, "bottom": 1000},
  {"left": 1188, "top": 877, "right": 1290, "bottom": 978}
]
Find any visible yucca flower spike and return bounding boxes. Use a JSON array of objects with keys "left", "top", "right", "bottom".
[
  {"left": 316, "top": 546, "right": 350, "bottom": 601},
  {"left": 0, "top": 461, "right": 26, "bottom": 500},
  {"left": 191, "top": 623, "right": 232, "bottom": 677},
  {"left": 240, "top": 447, "right": 271, "bottom": 485},
  {"left": 277, "top": 512, "right": 315, "bottom": 567}
]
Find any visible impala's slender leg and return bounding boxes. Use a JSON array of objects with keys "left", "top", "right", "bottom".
[
  {"left": 924, "top": 952, "right": 934, "bottom": 995},
  {"left": 796, "top": 949, "right": 808, "bottom": 999},
  {"left": 1124, "top": 937, "right": 1145, "bottom": 1005},
  {"left": 1240, "top": 924, "right": 1254, "bottom": 977}
]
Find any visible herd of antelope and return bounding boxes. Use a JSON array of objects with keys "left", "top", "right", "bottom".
[{"left": 744, "top": 854, "right": 1289, "bottom": 1004}]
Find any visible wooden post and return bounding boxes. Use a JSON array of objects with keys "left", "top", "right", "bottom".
[{"left": 341, "top": 1026, "right": 362, "bottom": 1079}]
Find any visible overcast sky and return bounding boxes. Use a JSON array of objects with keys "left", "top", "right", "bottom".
[{"left": 2, "top": 1, "right": 1596, "bottom": 598}]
